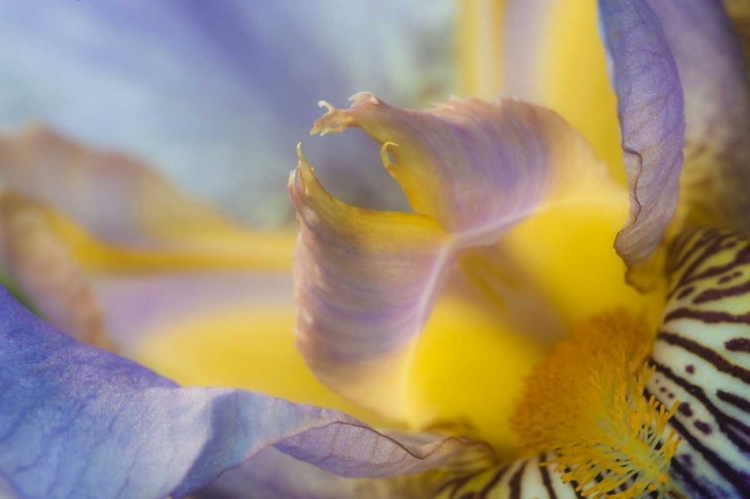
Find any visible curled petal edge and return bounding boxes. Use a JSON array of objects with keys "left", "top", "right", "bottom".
[{"left": 291, "top": 93, "right": 621, "bottom": 419}]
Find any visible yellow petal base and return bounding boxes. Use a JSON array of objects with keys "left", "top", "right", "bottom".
[
  {"left": 130, "top": 305, "right": 392, "bottom": 426},
  {"left": 407, "top": 188, "right": 664, "bottom": 456}
]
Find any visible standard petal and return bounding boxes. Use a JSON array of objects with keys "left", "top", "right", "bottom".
[
  {"left": 0, "top": 1, "right": 454, "bottom": 224},
  {"left": 291, "top": 94, "right": 622, "bottom": 420},
  {"left": 598, "top": 0, "right": 686, "bottom": 266},
  {"left": 0, "top": 288, "right": 489, "bottom": 499},
  {"left": 646, "top": 0, "right": 750, "bottom": 236}
]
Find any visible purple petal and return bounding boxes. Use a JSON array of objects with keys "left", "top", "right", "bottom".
[
  {"left": 202, "top": 430, "right": 495, "bottom": 499},
  {"left": 598, "top": 0, "right": 685, "bottom": 266},
  {"left": 0, "top": 1, "right": 454, "bottom": 224},
  {"left": 0, "top": 288, "right": 489, "bottom": 498},
  {"left": 290, "top": 94, "right": 615, "bottom": 418},
  {"left": 646, "top": 0, "right": 750, "bottom": 234}
]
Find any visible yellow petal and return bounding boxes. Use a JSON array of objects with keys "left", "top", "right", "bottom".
[
  {"left": 130, "top": 298, "right": 391, "bottom": 427},
  {"left": 535, "top": 0, "right": 623, "bottom": 184}
]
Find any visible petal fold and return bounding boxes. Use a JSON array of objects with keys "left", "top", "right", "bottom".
[
  {"left": 0, "top": 288, "right": 488, "bottom": 499},
  {"left": 291, "top": 95, "right": 617, "bottom": 419},
  {"left": 598, "top": 0, "right": 686, "bottom": 266}
]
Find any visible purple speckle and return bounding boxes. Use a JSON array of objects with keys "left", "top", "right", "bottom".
[
  {"left": 679, "top": 403, "right": 693, "bottom": 417},
  {"left": 694, "top": 420, "right": 712, "bottom": 435},
  {"left": 686, "top": 365, "right": 695, "bottom": 374},
  {"left": 681, "top": 454, "right": 693, "bottom": 467}
]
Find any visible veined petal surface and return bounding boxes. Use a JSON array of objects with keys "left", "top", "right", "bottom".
[
  {"left": 0, "top": 288, "right": 488, "bottom": 499},
  {"left": 647, "top": 0, "right": 750, "bottom": 235},
  {"left": 291, "top": 94, "right": 621, "bottom": 421},
  {"left": 598, "top": 0, "right": 686, "bottom": 266}
]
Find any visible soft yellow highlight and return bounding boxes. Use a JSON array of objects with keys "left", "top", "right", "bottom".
[
  {"left": 131, "top": 305, "right": 390, "bottom": 426},
  {"left": 41, "top": 205, "right": 296, "bottom": 272},
  {"left": 407, "top": 293, "right": 545, "bottom": 457},
  {"left": 457, "top": 0, "right": 505, "bottom": 100},
  {"left": 511, "top": 311, "right": 681, "bottom": 498},
  {"left": 491, "top": 191, "right": 665, "bottom": 334},
  {"left": 537, "top": 0, "right": 624, "bottom": 184}
]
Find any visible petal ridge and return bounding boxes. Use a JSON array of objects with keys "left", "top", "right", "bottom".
[{"left": 598, "top": 0, "right": 686, "bottom": 265}]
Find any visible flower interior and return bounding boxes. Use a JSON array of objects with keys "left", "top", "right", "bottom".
[{"left": 511, "top": 310, "right": 682, "bottom": 498}]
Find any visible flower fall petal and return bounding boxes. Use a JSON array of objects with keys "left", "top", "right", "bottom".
[
  {"left": 650, "top": 227, "right": 750, "bottom": 498},
  {"left": 0, "top": 288, "right": 489, "bottom": 499}
]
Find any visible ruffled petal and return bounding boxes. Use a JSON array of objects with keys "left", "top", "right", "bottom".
[
  {"left": 598, "top": 0, "right": 686, "bottom": 266},
  {"left": 308, "top": 94, "right": 612, "bottom": 233},
  {"left": 291, "top": 94, "right": 619, "bottom": 419},
  {"left": 0, "top": 288, "right": 490, "bottom": 499},
  {"left": 646, "top": 1, "right": 750, "bottom": 235},
  {"left": 0, "top": 1, "right": 454, "bottom": 224}
]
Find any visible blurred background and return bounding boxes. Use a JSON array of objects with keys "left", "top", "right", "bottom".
[
  {"left": 0, "top": 0, "right": 614, "bottom": 230},
  {"left": 0, "top": 0, "right": 461, "bottom": 226}
]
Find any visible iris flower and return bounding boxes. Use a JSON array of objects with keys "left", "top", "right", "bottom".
[{"left": 0, "top": 1, "right": 748, "bottom": 498}]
